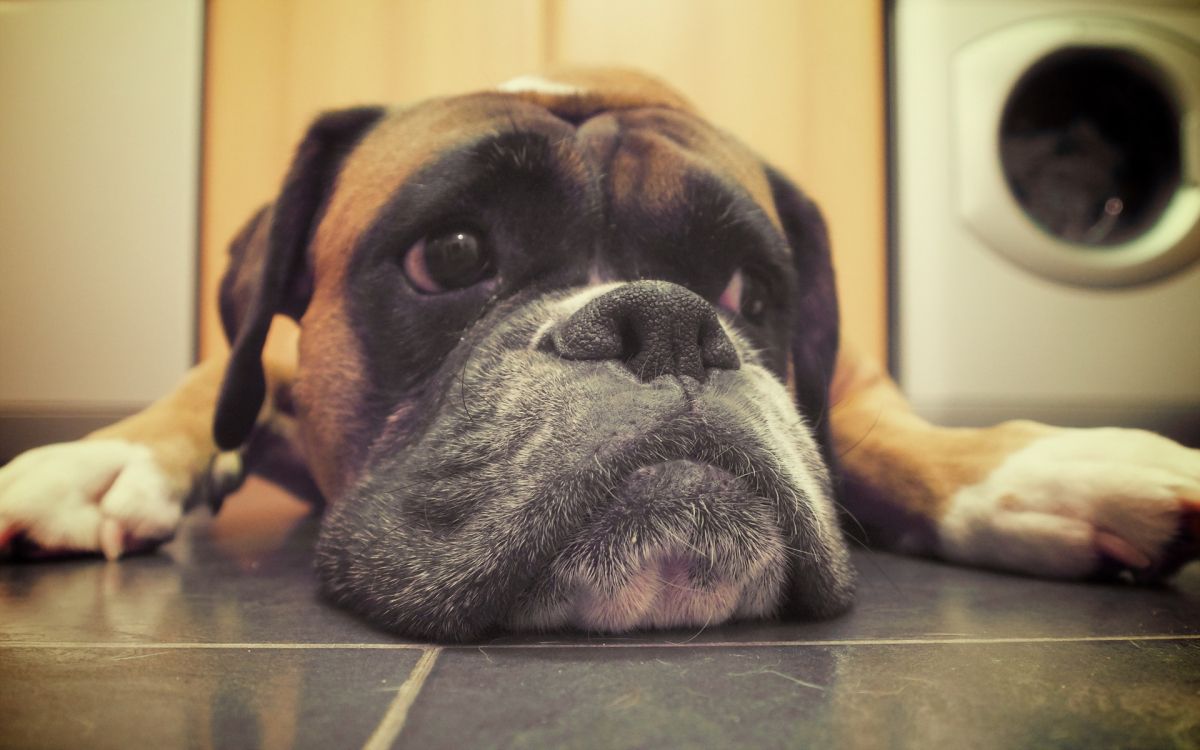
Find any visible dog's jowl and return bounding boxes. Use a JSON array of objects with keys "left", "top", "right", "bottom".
[{"left": 2, "top": 70, "right": 1197, "bottom": 643}]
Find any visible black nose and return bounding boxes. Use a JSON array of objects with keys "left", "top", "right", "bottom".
[{"left": 549, "top": 281, "right": 740, "bottom": 381}]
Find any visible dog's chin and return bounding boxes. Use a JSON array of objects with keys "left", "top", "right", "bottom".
[
  {"left": 505, "top": 459, "right": 788, "bottom": 634},
  {"left": 317, "top": 452, "right": 802, "bottom": 641}
]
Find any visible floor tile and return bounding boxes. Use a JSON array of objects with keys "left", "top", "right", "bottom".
[
  {"left": 0, "top": 481, "right": 398, "bottom": 646},
  {"left": 402, "top": 640, "right": 1200, "bottom": 749},
  {"left": 3, "top": 478, "right": 1199, "bottom": 749},
  {"left": 0, "top": 646, "right": 424, "bottom": 750}
]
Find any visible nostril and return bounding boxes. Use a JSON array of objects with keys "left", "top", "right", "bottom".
[
  {"left": 534, "top": 321, "right": 560, "bottom": 354},
  {"left": 550, "top": 308, "right": 626, "bottom": 361},
  {"left": 699, "top": 319, "right": 740, "bottom": 372}
]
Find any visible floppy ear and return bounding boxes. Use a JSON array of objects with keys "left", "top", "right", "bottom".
[
  {"left": 213, "top": 106, "right": 386, "bottom": 451},
  {"left": 763, "top": 166, "right": 840, "bottom": 460}
]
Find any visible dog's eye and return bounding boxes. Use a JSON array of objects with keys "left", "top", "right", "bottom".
[
  {"left": 718, "top": 269, "right": 768, "bottom": 324},
  {"left": 741, "top": 274, "right": 768, "bottom": 324},
  {"left": 403, "top": 229, "right": 493, "bottom": 293}
]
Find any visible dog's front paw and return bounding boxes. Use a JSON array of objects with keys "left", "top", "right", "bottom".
[
  {"left": 0, "top": 440, "right": 185, "bottom": 560},
  {"left": 938, "top": 428, "right": 1200, "bottom": 581}
]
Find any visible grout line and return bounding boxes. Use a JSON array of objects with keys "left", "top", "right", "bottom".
[
  {"left": 361, "top": 646, "right": 441, "bottom": 750},
  {"left": 477, "top": 634, "right": 1200, "bottom": 649},
  {"left": 1, "top": 634, "right": 1199, "bottom": 651}
]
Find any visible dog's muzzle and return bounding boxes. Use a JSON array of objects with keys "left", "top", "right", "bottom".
[{"left": 315, "top": 280, "right": 854, "bottom": 641}]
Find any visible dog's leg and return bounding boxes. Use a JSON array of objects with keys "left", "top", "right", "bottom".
[
  {"left": 0, "top": 355, "right": 297, "bottom": 560},
  {"left": 830, "top": 343, "right": 1200, "bottom": 581}
]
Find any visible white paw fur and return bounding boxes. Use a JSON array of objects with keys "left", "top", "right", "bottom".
[
  {"left": 0, "top": 439, "right": 184, "bottom": 559},
  {"left": 939, "top": 428, "right": 1200, "bottom": 578}
]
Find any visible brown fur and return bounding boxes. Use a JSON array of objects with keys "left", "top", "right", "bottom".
[
  {"left": 87, "top": 356, "right": 297, "bottom": 496},
  {"left": 289, "top": 84, "right": 785, "bottom": 499},
  {"left": 829, "top": 342, "right": 1055, "bottom": 548}
]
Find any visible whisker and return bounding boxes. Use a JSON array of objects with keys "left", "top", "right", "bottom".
[
  {"left": 830, "top": 498, "right": 871, "bottom": 550},
  {"left": 836, "top": 404, "right": 882, "bottom": 459}
]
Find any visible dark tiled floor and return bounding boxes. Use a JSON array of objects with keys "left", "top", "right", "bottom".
[{"left": 2, "top": 478, "right": 1198, "bottom": 749}]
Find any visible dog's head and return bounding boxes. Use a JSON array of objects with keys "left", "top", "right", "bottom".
[{"left": 214, "top": 69, "right": 853, "bottom": 641}]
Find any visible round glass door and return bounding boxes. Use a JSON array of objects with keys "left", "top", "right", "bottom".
[{"left": 999, "top": 47, "right": 1181, "bottom": 247}]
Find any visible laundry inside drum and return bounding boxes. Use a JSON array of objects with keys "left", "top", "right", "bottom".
[{"left": 999, "top": 47, "right": 1182, "bottom": 247}]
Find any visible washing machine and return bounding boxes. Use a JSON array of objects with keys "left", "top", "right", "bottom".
[{"left": 891, "top": 0, "right": 1200, "bottom": 443}]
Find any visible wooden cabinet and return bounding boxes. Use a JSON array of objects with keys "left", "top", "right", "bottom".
[{"left": 202, "top": 0, "right": 885, "bottom": 363}]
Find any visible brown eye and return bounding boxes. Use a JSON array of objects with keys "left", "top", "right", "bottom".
[
  {"left": 402, "top": 229, "right": 493, "bottom": 293},
  {"left": 740, "top": 273, "right": 768, "bottom": 324}
]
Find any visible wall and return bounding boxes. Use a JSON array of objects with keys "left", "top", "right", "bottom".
[
  {"left": 0, "top": 0, "right": 202, "bottom": 458},
  {"left": 202, "top": 0, "right": 886, "bottom": 363}
]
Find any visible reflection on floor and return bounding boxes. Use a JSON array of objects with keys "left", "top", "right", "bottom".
[{"left": 2, "top": 478, "right": 1198, "bottom": 749}]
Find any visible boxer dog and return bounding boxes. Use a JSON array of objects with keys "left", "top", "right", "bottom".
[{"left": 1, "top": 70, "right": 1198, "bottom": 642}]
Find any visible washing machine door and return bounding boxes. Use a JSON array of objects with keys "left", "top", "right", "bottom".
[{"left": 954, "top": 15, "right": 1200, "bottom": 287}]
